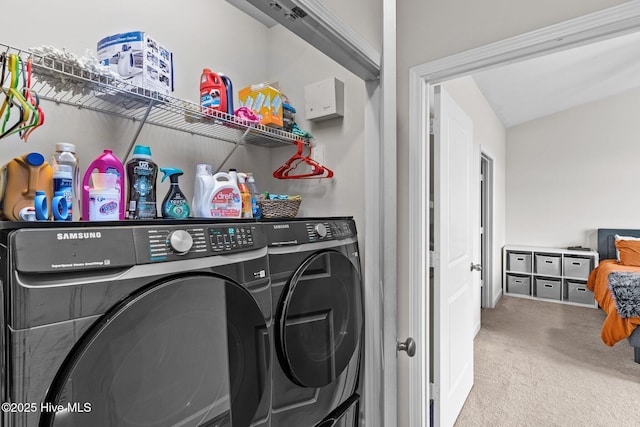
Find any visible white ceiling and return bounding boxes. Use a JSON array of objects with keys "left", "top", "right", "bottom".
[{"left": 472, "top": 31, "right": 640, "bottom": 128}]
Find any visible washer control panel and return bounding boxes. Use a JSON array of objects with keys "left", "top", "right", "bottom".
[
  {"left": 209, "top": 226, "right": 254, "bottom": 252},
  {"left": 134, "top": 223, "right": 264, "bottom": 263},
  {"left": 144, "top": 227, "right": 208, "bottom": 262}
]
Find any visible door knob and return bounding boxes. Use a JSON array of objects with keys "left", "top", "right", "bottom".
[
  {"left": 397, "top": 337, "right": 416, "bottom": 357},
  {"left": 470, "top": 263, "right": 482, "bottom": 272}
]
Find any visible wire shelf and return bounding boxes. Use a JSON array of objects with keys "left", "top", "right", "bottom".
[{"left": 0, "top": 43, "right": 308, "bottom": 147}]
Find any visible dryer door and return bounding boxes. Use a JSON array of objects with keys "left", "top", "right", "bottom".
[
  {"left": 39, "top": 274, "right": 269, "bottom": 427},
  {"left": 276, "top": 250, "right": 363, "bottom": 388}
]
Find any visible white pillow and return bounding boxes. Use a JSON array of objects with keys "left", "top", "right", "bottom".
[{"left": 615, "top": 234, "right": 640, "bottom": 261}]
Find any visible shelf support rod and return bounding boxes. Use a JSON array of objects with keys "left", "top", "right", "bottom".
[
  {"left": 123, "top": 99, "right": 156, "bottom": 161},
  {"left": 214, "top": 126, "right": 253, "bottom": 174}
]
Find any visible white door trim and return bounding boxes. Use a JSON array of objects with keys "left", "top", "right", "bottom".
[
  {"left": 480, "top": 152, "right": 495, "bottom": 309},
  {"left": 364, "top": 1, "right": 397, "bottom": 426},
  {"left": 407, "top": 2, "right": 640, "bottom": 424}
]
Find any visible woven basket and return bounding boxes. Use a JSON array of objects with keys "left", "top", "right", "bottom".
[{"left": 258, "top": 199, "right": 301, "bottom": 219}]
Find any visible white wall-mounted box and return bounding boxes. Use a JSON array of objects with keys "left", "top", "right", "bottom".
[{"left": 304, "top": 77, "right": 344, "bottom": 121}]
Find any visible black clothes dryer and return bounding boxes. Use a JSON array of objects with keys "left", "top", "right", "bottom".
[
  {"left": 0, "top": 221, "right": 271, "bottom": 427},
  {"left": 264, "top": 218, "right": 364, "bottom": 427}
]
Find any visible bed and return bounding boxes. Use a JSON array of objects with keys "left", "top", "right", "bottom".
[{"left": 590, "top": 229, "right": 640, "bottom": 363}]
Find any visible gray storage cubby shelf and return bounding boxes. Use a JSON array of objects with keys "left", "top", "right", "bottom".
[{"left": 503, "top": 245, "right": 598, "bottom": 308}]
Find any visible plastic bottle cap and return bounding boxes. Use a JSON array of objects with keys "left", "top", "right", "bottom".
[
  {"left": 55, "top": 142, "right": 76, "bottom": 153},
  {"left": 26, "top": 153, "right": 45, "bottom": 167},
  {"left": 133, "top": 145, "right": 152, "bottom": 158},
  {"left": 196, "top": 164, "right": 212, "bottom": 175}
]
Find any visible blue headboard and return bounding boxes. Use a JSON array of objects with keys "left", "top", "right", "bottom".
[{"left": 597, "top": 229, "right": 640, "bottom": 260}]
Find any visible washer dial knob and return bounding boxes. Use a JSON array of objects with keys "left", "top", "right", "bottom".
[
  {"left": 314, "top": 223, "right": 328, "bottom": 238},
  {"left": 169, "top": 230, "right": 193, "bottom": 254}
]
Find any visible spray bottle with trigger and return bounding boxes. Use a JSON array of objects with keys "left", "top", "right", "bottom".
[{"left": 160, "top": 168, "right": 191, "bottom": 219}]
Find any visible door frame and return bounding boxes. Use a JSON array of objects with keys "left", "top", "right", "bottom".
[
  {"left": 407, "top": 3, "right": 640, "bottom": 425},
  {"left": 480, "top": 152, "right": 494, "bottom": 309}
]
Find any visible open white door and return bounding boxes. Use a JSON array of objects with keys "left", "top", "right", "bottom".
[{"left": 432, "top": 85, "right": 477, "bottom": 427}]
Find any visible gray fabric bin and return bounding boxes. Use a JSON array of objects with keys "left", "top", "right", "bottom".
[
  {"left": 508, "top": 252, "right": 532, "bottom": 273},
  {"left": 563, "top": 256, "right": 593, "bottom": 279},
  {"left": 566, "top": 280, "right": 594, "bottom": 305},
  {"left": 506, "top": 274, "right": 531, "bottom": 295},
  {"left": 535, "top": 254, "right": 561, "bottom": 276},
  {"left": 535, "top": 277, "right": 561, "bottom": 300}
]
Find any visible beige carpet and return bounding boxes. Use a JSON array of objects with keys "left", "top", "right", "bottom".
[{"left": 455, "top": 296, "right": 640, "bottom": 427}]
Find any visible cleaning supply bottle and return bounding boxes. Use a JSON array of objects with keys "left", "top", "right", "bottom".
[
  {"left": 82, "top": 150, "right": 125, "bottom": 220},
  {"left": 207, "top": 172, "right": 241, "bottom": 218},
  {"left": 160, "top": 168, "right": 190, "bottom": 219},
  {"left": 247, "top": 173, "right": 262, "bottom": 219},
  {"left": 88, "top": 173, "right": 120, "bottom": 221},
  {"left": 200, "top": 69, "right": 227, "bottom": 115},
  {"left": 192, "top": 164, "right": 214, "bottom": 218},
  {"left": 237, "top": 172, "right": 253, "bottom": 218},
  {"left": 52, "top": 165, "right": 73, "bottom": 222},
  {"left": 220, "top": 74, "right": 234, "bottom": 115},
  {"left": 0, "top": 152, "right": 53, "bottom": 221},
  {"left": 51, "top": 142, "right": 79, "bottom": 221},
  {"left": 126, "top": 145, "right": 158, "bottom": 219}
]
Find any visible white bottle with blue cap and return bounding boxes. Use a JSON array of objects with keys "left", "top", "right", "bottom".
[{"left": 51, "top": 143, "right": 79, "bottom": 221}]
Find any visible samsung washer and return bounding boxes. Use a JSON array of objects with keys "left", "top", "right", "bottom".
[
  {"left": 265, "top": 217, "right": 363, "bottom": 427},
  {"left": 0, "top": 220, "right": 271, "bottom": 427}
]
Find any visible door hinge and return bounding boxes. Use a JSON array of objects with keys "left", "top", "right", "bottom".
[
  {"left": 429, "top": 382, "right": 439, "bottom": 399},
  {"left": 429, "top": 251, "right": 435, "bottom": 266},
  {"left": 430, "top": 117, "right": 439, "bottom": 135}
]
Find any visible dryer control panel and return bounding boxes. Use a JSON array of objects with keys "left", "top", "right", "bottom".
[{"left": 266, "top": 218, "right": 356, "bottom": 246}]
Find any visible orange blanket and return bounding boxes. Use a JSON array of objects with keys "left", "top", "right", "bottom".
[{"left": 587, "top": 259, "right": 640, "bottom": 345}]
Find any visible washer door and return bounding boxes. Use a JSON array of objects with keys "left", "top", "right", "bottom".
[
  {"left": 276, "top": 250, "right": 363, "bottom": 388},
  {"left": 39, "top": 274, "right": 269, "bottom": 427}
]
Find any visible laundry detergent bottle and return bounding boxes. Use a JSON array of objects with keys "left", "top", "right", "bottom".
[
  {"left": 160, "top": 168, "right": 190, "bottom": 219},
  {"left": 126, "top": 145, "right": 158, "bottom": 219},
  {"left": 200, "top": 69, "right": 227, "bottom": 115},
  {"left": 192, "top": 163, "right": 214, "bottom": 218},
  {"left": 0, "top": 152, "right": 53, "bottom": 221},
  {"left": 81, "top": 150, "right": 125, "bottom": 220},
  {"left": 207, "top": 172, "right": 241, "bottom": 218}
]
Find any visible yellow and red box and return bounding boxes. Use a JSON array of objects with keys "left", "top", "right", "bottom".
[{"left": 238, "top": 83, "right": 283, "bottom": 128}]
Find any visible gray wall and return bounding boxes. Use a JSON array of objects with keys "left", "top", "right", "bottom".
[
  {"left": 506, "top": 86, "right": 640, "bottom": 250},
  {"left": 1, "top": 0, "right": 372, "bottom": 232}
]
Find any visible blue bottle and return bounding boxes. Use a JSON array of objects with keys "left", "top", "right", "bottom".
[{"left": 160, "top": 168, "right": 190, "bottom": 219}]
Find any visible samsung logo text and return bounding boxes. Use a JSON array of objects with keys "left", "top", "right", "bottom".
[{"left": 57, "top": 232, "right": 103, "bottom": 240}]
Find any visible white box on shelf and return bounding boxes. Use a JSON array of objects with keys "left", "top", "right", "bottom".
[
  {"left": 97, "top": 31, "right": 174, "bottom": 95},
  {"left": 304, "top": 77, "right": 344, "bottom": 121}
]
